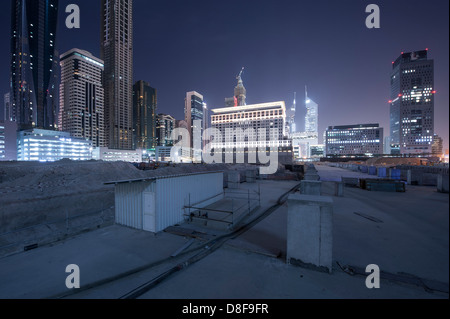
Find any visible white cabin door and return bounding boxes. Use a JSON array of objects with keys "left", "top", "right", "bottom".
[{"left": 143, "top": 192, "right": 156, "bottom": 232}]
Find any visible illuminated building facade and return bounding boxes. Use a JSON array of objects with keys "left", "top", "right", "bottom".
[
  {"left": 59, "top": 49, "right": 105, "bottom": 148},
  {"left": 390, "top": 50, "right": 435, "bottom": 155},
  {"left": 156, "top": 114, "right": 175, "bottom": 146},
  {"left": 211, "top": 101, "right": 291, "bottom": 152},
  {"left": 17, "top": 129, "right": 92, "bottom": 162},
  {"left": 305, "top": 90, "right": 318, "bottom": 133},
  {"left": 325, "top": 124, "right": 383, "bottom": 156}
]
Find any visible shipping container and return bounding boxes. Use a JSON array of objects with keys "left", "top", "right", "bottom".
[{"left": 106, "top": 172, "right": 224, "bottom": 233}]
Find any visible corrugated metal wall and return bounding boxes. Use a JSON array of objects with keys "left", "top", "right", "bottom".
[
  {"left": 115, "top": 172, "right": 224, "bottom": 233},
  {"left": 115, "top": 181, "right": 153, "bottom": 230},
  {"left": 155, "top": 173, "right": 224, "bottom": 232}
]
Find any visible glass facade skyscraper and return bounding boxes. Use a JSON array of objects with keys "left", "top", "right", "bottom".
[
  {"left": 133, "top": 81, "right": 157, "bottom": 150},
  {"left": 10, "top": 0, "right": 59, "bottom": 131},
  {"left": 305, "top": 89, "right": 318, "bottom": 133},
  {"left": 390, "top": 50, "right": 435, "bottom": 155}
]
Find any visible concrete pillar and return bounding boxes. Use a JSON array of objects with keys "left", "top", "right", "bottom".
[
  {"left": 300, "top": 180, "right": 322, "bottom": 196},
  {"left": 334, "top": 182, "right": 344, "bottom": 197},
  {"left": 437, "top": 175, "right": 449, "bottom": 193},
  {"left": 287, "top": 194, "right": 333, "bottom": 273}
]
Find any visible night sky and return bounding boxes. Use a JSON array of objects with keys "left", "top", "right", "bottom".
[{"left": 0, "top": 0, "right": 448, "bottom": 149}]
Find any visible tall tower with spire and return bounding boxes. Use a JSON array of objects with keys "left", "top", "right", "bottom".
[{"left": 305, "top": 86, "right": 318, "bottom": 133}]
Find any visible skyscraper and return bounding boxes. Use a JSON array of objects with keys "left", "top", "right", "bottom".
[
  {"left": 59, "top": 49, "right": 105, "bottom": 148},
  {"left": 10, "top": 0, "right": 59, "bottom": 131},
  {"left": 156, "top": 114, "right": 175, "bottom": 147},
  {"left": 185, "top": 91, "right": 205, "bottom": 151},
  {"left": 101, "top": 0, "right": 134, "bottom": 150},
  {"left": 305, "top": 88, "right": 318, "bottom": 133},
  {"left": 133, "top": 81, "right": 157, "bottom": 150},
  {"left": 390, "top": 50, "right": 435, "bottom": 155}
]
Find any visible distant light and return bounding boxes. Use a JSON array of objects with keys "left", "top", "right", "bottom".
[
  {"left": 306, "top": 100, "right": 311, "bottom": 104},
  {"left": 388, "top": 100, "right": 393, "bottom": 104},
  {"left": 401, "top": 52, "right": 404, "bottom": 54},
  {"left": 398, "top": 94, "right": 403, "bottom": 97},
  {"left": 426, "top": 48, "right": 429, "bottom": 51},
  {"left": 432, "top": 91, "right": 437, "bottom": 94},
  {"left": 392, "top": 61, "right": 395, "bottom": 64}
]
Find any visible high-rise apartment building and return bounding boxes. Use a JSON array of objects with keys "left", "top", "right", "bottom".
[
  {"left": 133, "top": 81, "right": 157, "bottom": 150},
  {"left": 10, "top": 0, "right": 59, "bottom": 130},
  {"left": 390, "top": 50, "right": 435, "bottom": 155},
  {"left": 59, "top": 49, "right": 105, "bottom": 147},
  {"left": 156, "top": 114, "right": 175, "bottom": 146},
  {"left": 101, "top": 0, "right": 134, "bottom": 150}
]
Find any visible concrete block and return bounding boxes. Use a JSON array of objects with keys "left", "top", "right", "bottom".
[
  {"left": 228, "top": 171, "right": 240, "bottom": 184},
  {"left": 407, "top": 170, "right": 423, "bottom": 185},
  {"left": 334, "top": 182, "right": 344, "bottom": 197},
  {"left": 304, "top": 172, "right": 320, "bottom": 181},
  {"left": 437, "top": 175, "right": 449, "bottom": 193},
  {"left": 287, "top": 194, "right": 333, "bottom": 273},
  {"left": 341, "top": 177, "right": 359, "bottom": 187},
  {"left": 300, "top": 180, "right": 322, "bottom": 196}
]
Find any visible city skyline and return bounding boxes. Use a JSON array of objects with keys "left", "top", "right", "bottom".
[{"left": 0, "top": 0, "right": 448, "bottom": 150}]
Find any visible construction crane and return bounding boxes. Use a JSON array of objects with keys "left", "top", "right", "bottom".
[{"left": 237, "top": 67, "right": 245, "bottom": 82}]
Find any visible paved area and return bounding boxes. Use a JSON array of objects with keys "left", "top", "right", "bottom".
[{"left": 0, "top": 165, "right": 448, "bottom": 299}]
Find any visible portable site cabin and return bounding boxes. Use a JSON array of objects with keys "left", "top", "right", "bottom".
[{"left": 105, "top": 172, "right": 224, "bottom": 233}]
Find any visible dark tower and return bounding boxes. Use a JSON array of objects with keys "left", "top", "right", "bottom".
[{"left": 10, "top": 0, "right": 59, "bottom": 130}]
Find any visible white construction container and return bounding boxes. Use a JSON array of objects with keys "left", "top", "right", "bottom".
[{"left": 106, "top": 172, "right": 224, "bottom": 233}]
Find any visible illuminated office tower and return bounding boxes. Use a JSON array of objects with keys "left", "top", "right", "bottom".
[
  {"left": 305, "top": 88, "right": 318, "bottom": 133},
  {"left": 390, "top": 50, "right": 435, "bottom": 155}
]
